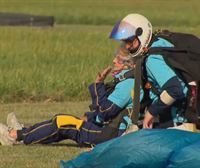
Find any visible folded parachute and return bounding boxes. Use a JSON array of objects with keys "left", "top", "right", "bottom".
[{"left": 60, "top": 129, "right": 200, "bottom": 168}]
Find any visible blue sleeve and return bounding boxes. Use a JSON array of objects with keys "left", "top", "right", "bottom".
[
  {"left": 162, "top": 76, "right": 186, "bottom": 100},
  {"left": 88, "top": 82, "right": 123, "bottom": 122},
  {"left": 89, "top": 82, "right": 119, "bottom": 112},
  {"left": 96, "top": 104, "right": 123, "bottom": 123},
  {"left": 97, "top": 79, "right": 134, "bottom": 122},
  {"left": 89, "top": 82, "right": 109, "bottom": 110},
  {"left": 148, "top": 77, "right": 187, "bottom": 116}
]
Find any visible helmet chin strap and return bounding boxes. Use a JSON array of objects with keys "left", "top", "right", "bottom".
[
  {"left": 129, "top": 45, "right": 148, "bottom": 58},
  {"left": 129, "top": 45, "right": 140, "bottom": 54}
]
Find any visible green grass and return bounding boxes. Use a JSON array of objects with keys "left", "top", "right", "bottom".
[
  {"left": 0, "top": 23, "right": 200, "bottom": 103},
  {"left": 0, "top": 25, "right": 116, "bottom": 102},
  {"left": 0, "top": 0, "right": 200, "bottom": 27},
  {"left": 0, "top": 101, "right": 90, "bottom": 168},
  {"left": 0, "top": 0, "right": 200, "bottom": 102},
  {"left": 0, "top": 1, "right": 199, "bottom": 167}
]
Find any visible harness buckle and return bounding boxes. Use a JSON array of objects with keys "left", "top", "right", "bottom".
[
  {"left": 119, "top": 75, "right": 126, "bottom": 81},
  {"left": 145, "top": 82, "right": 152, "bottom": 89}
]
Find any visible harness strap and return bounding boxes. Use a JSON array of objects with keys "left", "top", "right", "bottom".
[
  {"left": 196, "top": 81, "right": 200, "bottom": 120},
  {"left": 131, "top": 57, "right": 143, "bottom": 123},
  {"left": 108, "top": 108, "right": 130, "bottom": 128},
  {"left": 113, "top": 69, "right": 135, "bottom": 84},
  {"left": 93, "top": 108, "right": 132, "bottom": 144},
  {"left": 103, "top": 69, "right": 135, "bottom": 98}
]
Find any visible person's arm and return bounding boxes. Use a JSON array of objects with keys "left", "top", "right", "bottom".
[
  {"left": 88, "top": 67, "right": 134, "bottom": 123},
  {"left": 84, "top": 66, "right": 122, "bottom": 123},
  {"left": 89, "top": 82, "right": 109, "bottom": 111},
  {"left": 89, "top": 82, "right": 123, "bottom": 122},
  {"left": 83, "top": 82, "right": 110, "bottom": 123},
  {"left": 89, "top": 66, "right": 112, "bottom": 110},
  {"left": 143, "top": 55, "right": 186, "bottom": 128},
  {"left": 148, "top": 76, "right": 185, "bottom": 115},
  {"left": 95, "top": 78, "right": 134, "bottom": 122},
  {"left": 143, "top": 77, "right": 185, "bottom": 128}
]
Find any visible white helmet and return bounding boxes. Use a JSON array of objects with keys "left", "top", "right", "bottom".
[{"left": 110, "top": 13, "right": 152, "bottom": 57}]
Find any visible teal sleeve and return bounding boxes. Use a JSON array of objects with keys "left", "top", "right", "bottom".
[
  {"left": 108, "top": 78, "right": 134, "bottom": 108},
  {"left": 146, "top": 55, "right": 176, "bottom": 88}
]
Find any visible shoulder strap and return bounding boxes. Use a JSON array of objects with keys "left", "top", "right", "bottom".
[
  {"left": 104, "top": 69, "right": 135, "bottom": 96},
  {"left": 108, "top": 108, "right": 129, "bottom": 128},
  {"left": 113, "top": 69, "right": 135, "bottom": 84},
  {"left": 148, "top": 47, "right": 188, "bottom": 54}
]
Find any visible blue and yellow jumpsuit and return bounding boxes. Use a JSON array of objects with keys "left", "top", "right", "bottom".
[{"left": 16, "top": 70, "right": 134, "bottom": 147}]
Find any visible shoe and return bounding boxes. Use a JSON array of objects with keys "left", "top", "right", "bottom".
[
  {"left": 0, "top": 123, "right": 15, "bottom": 146},
  {"left": 7, "top": 112, "right": 23, "bottom": 130}
]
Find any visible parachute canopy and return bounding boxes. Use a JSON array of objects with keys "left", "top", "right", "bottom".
[{"left": 60, "top": 129, "right": 200, "bottom": 168}]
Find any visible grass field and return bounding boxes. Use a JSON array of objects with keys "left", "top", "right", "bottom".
[
  {"left": 0, "top": 0, "right": 200, "bottom": 102},
  {"left": 0, "top": 0, "right": 200, "bottom": 27},
  {"left": 0, "top": 23, "right": 200, "bottom": 103},
  {"left": 0, "top": 0, "right": 200, "bottom": 167},
  {"left": 0, "top": 25, "right": 115, "bottom": 102},
  {"left": 0, "top": 101, "right": 89, "bottom": 168}
]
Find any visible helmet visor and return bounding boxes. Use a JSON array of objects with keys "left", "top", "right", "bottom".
[{"left": 110, "top": 21, "right": 137, "bottom": 40}]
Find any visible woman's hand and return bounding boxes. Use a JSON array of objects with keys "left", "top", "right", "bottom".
[{"left": 95, "top": 66, "right": 112, "bottom": 83}]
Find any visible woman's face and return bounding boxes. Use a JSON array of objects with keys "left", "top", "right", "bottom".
[{"left": 112, "top": 48, "right": 130, "bottom": 76}]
